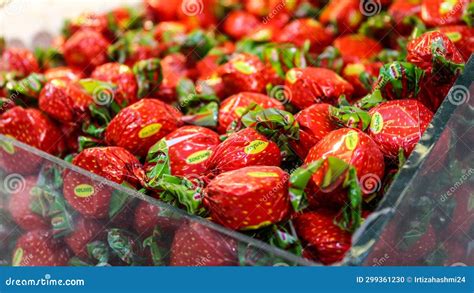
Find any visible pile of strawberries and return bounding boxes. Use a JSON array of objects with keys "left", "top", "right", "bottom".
[{"left": 0, "top": 0, "right": 471, "bottom": 266}]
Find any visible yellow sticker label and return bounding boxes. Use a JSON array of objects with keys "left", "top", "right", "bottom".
[
  {"left": 370, "top": 112, "right": 384, "bottom": 134},
  {"left": 0, "top": 139, "right": 15, "bottom": 155},
  {"left": 241, "top": 220, "right": 272, "bottom": 230},
  {"left": 233, "top": 61, "right": 255, "bottom": 75},
  {"left": 439, "top": 0, "right": 457, "bottom": 15},
  {"left": 74, "top": 184, "right": 95, "bottom": 198},
  {"left": 345, "top": 130, "right": 359, "bottom": 151},
  {"left": 186, "top": 150, "right": 212, "bottom": 165},
  {"left": 445, "top": 31, "right": 462, "bottom": 43},
  {"left": 285, "top": 69, "right": 299, "bottom": 84},
  {"left": 12, "top": 248, "right": 23, "bottom": 266},
  {"left": 138, "top": 123, "right": 162, "bottom": 139},
  {"left": 247, "top": 171, "right": 279, "bottom": 178},
  {"left": 234, "top": 107, "right": 246, "bottom": 117},
  {"left": 344, "top": 63, "right": 365, "bottom": 76},
  {"left": 244, "top": 140, "right": 269, "bottom": 155}
]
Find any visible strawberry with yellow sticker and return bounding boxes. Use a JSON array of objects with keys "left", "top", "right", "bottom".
[
  {"left": 203, "top": 166, "right": 291, "bottom": 230},
  {"left": 205, "top": 128, "right": 281, "bottom": 176},
  {"left": 304, "top": 128, "right": 385, "bottom": 207},
  {"left": 285, "top": 67, "right": 354, "bottom": 109},
  {"left": 368, "top": 99, "right": 433, "bottom": 159},
  {"left": 12, "top": 229, "right": 71, "bottom": 266},
  {"left": 63, "top": 146, "right": 145, "bottom": 219},
  {"left": 217, "top": 53, "right": 268, "bottom": 96},
  {"left": 290, "top": 103, "right": 339, "bottom": 160},
  {"left": 421, "top": 0, "right": 469, "bottom": 27},
  {"left": 105, "top": 99, "right": 183, "bottom": 157},
  {"left": 145, "top": 125, "right": 220, "bottom": 179},
  {"left": 217, "top": 92, "right": 284, "bottom": 134}
]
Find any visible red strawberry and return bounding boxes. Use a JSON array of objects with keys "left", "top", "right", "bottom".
[
  {"left": 64, "top": 216, "right": 104, "bottom": 258},
  {"left": 217, "top": 53, "right": 268, "bottom": 97},
  {"left": 294, "top": 210, "right": 352, "bottom": 265},
  {"left": 63, "top": 29, "right": 110, "bottom": 71},
  {"left": 133, "top": 200, "right": 180, "bottom": 237},
  {"left": 205, "top": 128, "right": 281, "bottom": 176},
  {"left": 68, "top": 12, "right": 109, "bottom": 36},
  {"left": 12, "top": 229, "right": 70, "bottom": 266},
  {"left": 320, "top": 0, "right": 364, "bottom": 34},
  {"left": 389, "top": 0, "right": 422, "bottom": 25},
  {"left": 285, "top": 67, "right": 354, "bottom": 110},
  {"left": 145, "top": 0, "right": 180, "bottom": 21},
  {"left": 407, "top": 31, "right": 465, "bottom": 73},
  {"left": 63, "top": 147, "right": 145, "bottom": 219},
  {"left": 342, "top": 61, "right": 382, "bottom": 97},
  {"left": 276, "top": 18, "right": 333, "bottom": 53},
  {"left": 154, "top": 21, "right": 187, "bottom": 43},
  {"left": 290, "top": 103, "right": 339, "bottom": 159},
  {"left": 218, "top": 92, "right": 284, "bottom": 134},
  {"left": 0, "top": 47, "right": 39, "bottom": 77},
  {"left": 105, "top": 99, "right": 183, "bottom": 157},
  {"left": 223, "top": 10, "right": 260, "bottom": 40},
  {"left": 368, "top": 99, "right": 433, "bottom": 159},
  {"left": 204, "top": 166, "right": 290, "bottom": 230},
  {"left": 44, "top": 66, "right": 84, "bottom": 82},
  {"left": 438, "top": 25, "right": 474, "bottom": 61},
  {"left": 91, "top": 63, "right": 138, "bottom": 107},
  {"left": 146, "top": 126, "right": 220, "bottom": 177},
  {"left": 170, "top": 221, "right": 237, "bottom": 266},
  {"left": 0, "top": 107, "right": 65, "bottom": 174},
  {"left": 305, "top": 128, "right": 385, "bottom": 206},
  {"left": 8, "top": 176, "right": 49, "bottom": 231},
  {"left": 156, "top": 53, "right": 189, "bottom": 103},
  {"left": 421, "top": 0, "right": 469, "bottom": 27},
  {"left": 333, "top": 35, "right": 383, "bottom": 64},
  {"left": 39, "top": 79, "right": 93, "bottom": 124}
]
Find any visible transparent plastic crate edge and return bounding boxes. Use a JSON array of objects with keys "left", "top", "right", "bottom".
[
  {"left": 344, "top": 56, "right": 474, "bottom": 266},
  {"left": 0, "top": 135, "right": 315, "bottom": 266}
]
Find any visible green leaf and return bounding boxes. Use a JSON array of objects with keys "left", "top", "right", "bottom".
[
  {"left": 145, "top": 139, "right": 171, "bottom": 189},
  {"left": 241, "top": 108, "right": 300, "bottom": 144},
  {"left": 338, "top": 167, "right": 363, "bottom": 232},
  {"left": 107, "top": 229, "right": 143, "bottom": 265},
  {"left": 34, "top": 47, "right": 65, "bottom": 70},
  {"left": 157, "top": 174, "right": 207, "bottom": 216},
  {"left": 462, "top": 3, "right": 474, "bottom": 26},
  {"left": 353, "top": 89, "right": 385, "bottom": 111},
  {"left": 374, "top": 61, "right": 425, "bottom": 100},
  {"left": 289, "top": 160, "right": 324, "bottom": 211},
  {"left": 8, "top": 73, "right": 46, "bottom": 98},
  {"left": 87, "top": 241, "right": 110, "bottom": 266},
  {"left": 329, "top": 104, "right": 371, "bottom": 131},
  {"left": 132, "top": 58, "right": 162, "bottom": 98},
  {"left": 108, "top": 182, "right": 135, "bottom": 219}
]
